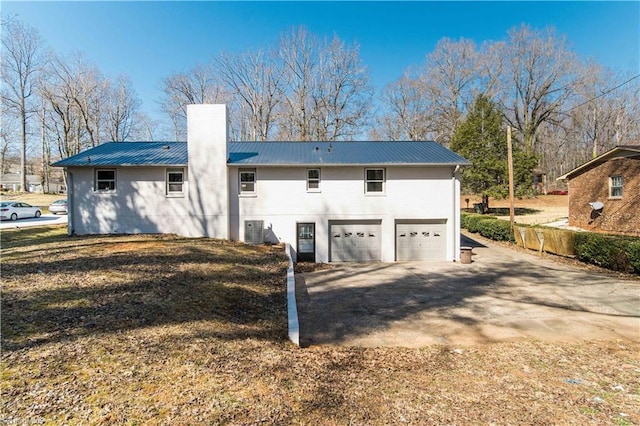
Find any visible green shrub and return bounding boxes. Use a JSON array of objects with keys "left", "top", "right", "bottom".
[
  {"left": 574, "top": 232, "right": 640, "bottom": 274},
  {"left": 477, "top": 218, "right": 514, "bottom": 242},
  {"left": 628, "top": 240, "right": 640, "bottom": 274},
  {"left": 461, "top": 213, "right": 513, "bottom": 242},
  {"left": 461, "top": 213, "right": 497, "bottom": 233}
]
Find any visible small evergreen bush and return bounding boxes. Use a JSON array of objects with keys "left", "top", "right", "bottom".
[
  {"left": 461, "top": 213, "right": 513, "bottom": 242},
  {"left": 461, "top": 213, "right": 497, "bottom": 233},
  {"left": 574, "top": 232, "right": 640, "bottom": 274},
  {"left": 477, "top": 219, "right": 514, "bottom": 242}
]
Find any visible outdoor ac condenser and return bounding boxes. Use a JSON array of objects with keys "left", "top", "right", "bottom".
[{"left": 244, "top": 220, "right": 264, "bottom": 245}]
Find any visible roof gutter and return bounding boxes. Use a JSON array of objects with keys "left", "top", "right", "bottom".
[
  {"left": 52, "top": 163, "right": 188, "bottom": 168},
  {"left": 226, "top": 162, "right": 472, "bottom": 167}
]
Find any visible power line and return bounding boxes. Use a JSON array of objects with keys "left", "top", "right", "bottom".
[{"left": 563, "top": 73, "right": 640, "bottom": 114}]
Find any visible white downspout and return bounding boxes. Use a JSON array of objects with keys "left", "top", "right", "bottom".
[
  {"left": 452, "top": 165, "right": 460, "bottom": 261},
  {"left": 67, "top": 170, "right": 74, "bottom": 235}
]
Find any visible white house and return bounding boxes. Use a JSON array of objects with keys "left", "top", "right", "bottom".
[{"left": 53, "top": 104, "right": 470, "bottom": 263}]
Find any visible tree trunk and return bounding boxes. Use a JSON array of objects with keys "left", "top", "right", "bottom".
[
  {"left": 20, "top": 93, "right": 28, "bottom": 192},
  {"left": 482, "top": 194, "right": 490, "bottom": 213}
]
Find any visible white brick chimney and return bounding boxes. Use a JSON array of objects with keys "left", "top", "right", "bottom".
[{"left": 186, "top": 104, "right": 229, "bottom": 238}]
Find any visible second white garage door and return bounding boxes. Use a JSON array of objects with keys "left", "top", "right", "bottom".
[
  {"left": 396, "top": 220, "right": 447, "bottom": 261},
  {"left": 330, "top": 220, "right": 382, "bottom": 262}
]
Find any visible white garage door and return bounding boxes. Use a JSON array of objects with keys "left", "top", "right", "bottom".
[
  {"left": 330, "top": 220, "right": 381, "bottom": 262},
  {"left": 396, "top": 220, "right": 447, "bottom": 261}
]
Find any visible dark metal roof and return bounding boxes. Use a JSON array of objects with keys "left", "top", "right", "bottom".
[
  {"left": 52, "top": 140, "right": 470, "bottom": 168},
  {"left": 227, "top": 141, "right": 470, "bottom": 166},
  {"left": 52, "top": 142, "right": 188, "bottom": 167}
]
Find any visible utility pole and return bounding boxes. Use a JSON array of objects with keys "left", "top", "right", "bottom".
[{"left": 507, "top": 126, "right": 515, "bottom": 232}]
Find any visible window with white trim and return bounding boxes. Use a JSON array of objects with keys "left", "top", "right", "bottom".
[
  {"left": 365, "top": 168, "right": 385, "bottom": 193},
  {"left": 610, "top": 175, "right": 623, "bottom": 198},
  {"left": 95, "top": 169, "right": 116, "bottom": 191},
  {"left": 166, "top": 168, "right": 185, "bottom": 196},
  {"left": 239, "top": 169, "right": 256, "bottom": 194},
  {"left": 307, "top": 168, "right": 320, "bottom": 191}
]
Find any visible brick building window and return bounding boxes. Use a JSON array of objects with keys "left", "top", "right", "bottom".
[{"left": 610, "top": 175, "right": 623, "bottom": 198}]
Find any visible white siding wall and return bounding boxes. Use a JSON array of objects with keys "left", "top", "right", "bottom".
[
  {"left": 230, "top": 165, "right": 459, "bottom": 262},
  {"left": 67, "top": 166, "right": 199, "bottom": 235},
  {"left": 67, "top": 105, "right": 230, "bottom": 238}
]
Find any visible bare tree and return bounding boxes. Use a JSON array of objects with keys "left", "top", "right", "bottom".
[
  {"left": 105, "top": 74, "right": 141, "bottom": 141},
  {"left": 1, "top": 16, "right": 45, "bottom": 191},
  {"left": 158, "top": 27, "right": 372, "bottom": 142},
  {"left": 278, "top": 27, "right": 319, "bottom": 141},
  {"left": 610, "top": 73, "right": 640, "bottom": 145},
  {"left": 215, "top": 49, "right": 285, "bottom": 141},
  {"left": 68, "top": 54, "right": 109, "bottom": 147},
  {"left": 40, "top": 69, "right": 83, "bottom": 159},
  {"left": 422, "top": 38, "right": 479, "bottom": 145},
  {"left": 159, "top": 63, "right": 228, "bottom": 140},
  {"left": 520, "top": 66, "right": 640, "bottom": 190},
  {"left": 0, "top": 106, "right": 19, "bottom": 175},
  {"left": 502, "top": 25, "right": 584, "bottom": 153},
  {"left": 475, "top": 40, "right": 507, "bottom": 103},
  {"left": 375, "top": 71, "right": 436, "bottom": 140},
  {"left": 374, "top": 38, "right": 489, "bottom": 144},
  {"left": 310, "top": 36, "right": 373, "bottom": 140},
  {"left": 569, "top": 63, "right": 619, "bottom": 158},
  {"left": 130, "top": 112, "right": 161, "bottom": 141},
  {"left": 39, "top": 53, "right": 103, "bottom": 158},
  {"left": 277, "top": 27, "right": 373, "bottom": 141}
]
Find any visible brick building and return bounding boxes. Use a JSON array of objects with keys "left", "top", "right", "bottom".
[{"left": 558, "top": 146, "right": 640, "bottom": 236}]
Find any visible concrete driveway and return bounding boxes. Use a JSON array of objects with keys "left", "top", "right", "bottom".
[{"left": 295, "top": 235, "right": 639, "bottom": 347}]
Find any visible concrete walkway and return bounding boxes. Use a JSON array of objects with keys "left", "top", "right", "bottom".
[{"left": 295, "top": 234, "right": 639, "bottom": 347}]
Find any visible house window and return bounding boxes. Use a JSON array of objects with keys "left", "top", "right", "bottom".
[
  {"left": 239, "top": 169, "right": 256, "bottom": 194},
  {"left": 307, "top": 168, "right": 320, "bottom": 191},
  {"left": 95, "top": 169, "right": 116, "bottom": 191},
  {"left": 365, "top": 168, "right": 385, "bottom": 193},
  {"left": 610, "top": 175, "right": 623, "bottom": 198},
  {"left": 166, "top": 168, "right": 184, "bottom": 195}
]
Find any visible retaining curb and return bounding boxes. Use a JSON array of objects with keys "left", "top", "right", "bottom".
[{"left": 285, "top": 243, "right": 300, "bottom": 346}]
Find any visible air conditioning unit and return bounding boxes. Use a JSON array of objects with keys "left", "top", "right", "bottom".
[{"left": 244, "top": 220, "right": 264, "bottom": 245}]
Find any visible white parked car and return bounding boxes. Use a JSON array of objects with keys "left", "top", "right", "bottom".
[
  {"left": 0, "top": 201, "right": 42, "bottom": 221},
  {"left": 48, "top": 199, "right": 68, "bottom": 214}
]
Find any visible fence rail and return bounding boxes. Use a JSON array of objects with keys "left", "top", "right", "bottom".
[{"left": 513, "top": 225, "right": 576, "bottom": 257}]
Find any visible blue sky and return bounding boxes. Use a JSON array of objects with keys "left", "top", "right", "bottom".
[{"left": 4, "top": 1, "right": 639, "bottom": 122}]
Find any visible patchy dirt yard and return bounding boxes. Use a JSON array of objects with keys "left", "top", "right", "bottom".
[
  {"left": 462, "top": 194, "right": 569, "bottom": 225},
  {"left": 2, "top": 227, "right": 639, "bottom": 425}
]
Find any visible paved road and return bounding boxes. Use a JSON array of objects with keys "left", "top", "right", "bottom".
[
  {"left": 296, "top": 234, "right": 639, "bottom": 347},
  {"left": 0, "top": 214, "right": 67, "bottom": 230}
]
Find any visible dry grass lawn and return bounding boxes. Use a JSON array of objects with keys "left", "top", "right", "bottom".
[
  {"left": 0, "top": 192, "right": 66, "bottom": 215},
  {"left": 0, "top": 192, "right": 63, "bottom": 207},
  {"left": 2, "top": 227, "right": 639, "bottom": 425}
]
